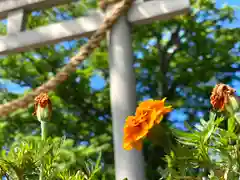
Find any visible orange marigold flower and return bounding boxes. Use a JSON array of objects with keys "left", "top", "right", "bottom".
[
  {"left": 33, "top": 93, "right": 52, "bottom": 120},
  {"left": 123, "top": 98, "right": 172, "bottom": 151},
  {"left": 210, "top": 83, "right": 236, "bottom": 111},
  {"left": 136, "top": 98, "right": 172, "bottom": 125},
  {"left": 123, "top": 115, "right": 149, "bottom": 150}
]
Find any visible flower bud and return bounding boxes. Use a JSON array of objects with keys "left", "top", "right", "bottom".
[
  {"left": 33, "top": 93, "right": 52, "bottom": 122},
  {"left": 210, "top": 83, "right": 237, "bottom": 113},
  {"left": 36, "top": 104, "right": 50, "bottom": 121}
]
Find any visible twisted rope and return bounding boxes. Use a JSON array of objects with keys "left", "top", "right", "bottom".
[
  {"left": 98, "top": 0, "right": 121, "bottom": 10},
  {"left": 0, "top": 0, "right": 134, "bottom": 117}
]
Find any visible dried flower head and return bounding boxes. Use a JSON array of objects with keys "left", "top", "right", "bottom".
[
  {"left": 123, "top": 98, "right": 172, "bottom": 151},
  {"left": 33, "top": 93, "right": 52, "bottom": 121},
  {"left": 210, "top": 83, "right": 236, "bottom": 111}
]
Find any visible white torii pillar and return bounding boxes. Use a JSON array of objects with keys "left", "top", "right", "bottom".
[
  {"left": 109, "top": 14, "right": 146, "bottom": 180},
  {"left": 108, "top": 1, "right": 189, "bottom": 180}
]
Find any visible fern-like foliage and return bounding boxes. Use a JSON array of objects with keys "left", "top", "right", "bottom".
[
  {"left": 0, "top": 136, "right": 108, "bottom": 180},
  {"left": 163, "top": 112, "right": 240, "bottom": 180}
]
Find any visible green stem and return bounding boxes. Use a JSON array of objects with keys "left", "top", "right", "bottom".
[
  {"left": 41, "top": 121, "right": 47, "bottom": 141},
  {"left": 40, "top": 121, "right": 47, "bottom": 180}
]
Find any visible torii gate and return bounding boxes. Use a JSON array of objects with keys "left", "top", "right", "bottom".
[{"left": 0, "top": 0, "right": 190, "bottom": 179}]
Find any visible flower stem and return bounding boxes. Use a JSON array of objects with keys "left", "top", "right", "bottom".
[
  {"left": 40, "top": 121, "right": 47, "bottom": 180},
  {"left": 41, "top": 121, "right": 47, "bottom": 141}
]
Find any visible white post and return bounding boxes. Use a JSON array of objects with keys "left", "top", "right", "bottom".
[{"left": 108, "top": 15, "right": 146, "bottom": 180}]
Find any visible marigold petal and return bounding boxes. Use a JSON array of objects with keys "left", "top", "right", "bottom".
[
  {"left": 135, "top": 108, "right": 151, "bottom": 117},
  {"left": 132, "top": 140, "right": 143, "bottom": 151},
  {"left": 160, "top": 106, "right": 173, "bottom": 114},
  {"left": 124, "top": 125, "right": 136, "bottom": 135},
  {"left": 123, "top": 132, "right": 133, "bottom": 147},
  {"left": 154, "top": 98, "right": 166, "bottom": 105},
  {"left": 137, "top": 99, "right": 154, "bottom": 109},
  {"left": 155, "top": 115, "right": 163, "bottom": 124},
  {"left": 123, "top": 141, "right": 133, "bottom": 150},
  {"left": 135, "top": 122, "right": 149, "bottom": 140},
  {"left": 125, "top": 116, "right": 135, "bottom": 124},
  {"left": 125, "top": 116, "right": 138, "bottom": 127},
  {"left": 149, "top": 110, "right": 157, "bottom": 128}
]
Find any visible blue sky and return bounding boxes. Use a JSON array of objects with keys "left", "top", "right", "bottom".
[{"left": 1, "top": 0, "right": 240, "bottom": 129}]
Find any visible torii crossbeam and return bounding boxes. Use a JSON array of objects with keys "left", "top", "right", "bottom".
[{"left": 0, "top": 0, "right": 189, "bottom": 55}]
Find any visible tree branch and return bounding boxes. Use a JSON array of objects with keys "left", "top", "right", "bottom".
[{"left": 152, "top": 24, "right": 182, "bottom": 97}]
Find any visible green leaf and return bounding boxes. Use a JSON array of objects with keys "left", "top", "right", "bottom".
[{"left": 228, "top": 116, "right": 235, "bottom": 133}]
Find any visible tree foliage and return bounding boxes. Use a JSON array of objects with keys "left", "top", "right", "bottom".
[{"left": 0, "top": 0, "right": 239, "bottom": 179}]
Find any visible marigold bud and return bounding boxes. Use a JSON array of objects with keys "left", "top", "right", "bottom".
[
  {"left": 210, "top": 83, "right": 236, "bottom": 112},
  {"left": 33, "top": 93, "right": 52, "bottom": 121}
]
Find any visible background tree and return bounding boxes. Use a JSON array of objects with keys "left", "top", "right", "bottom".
[{"left": 0, "top": 0, "right": 239, "bottom": 179}]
